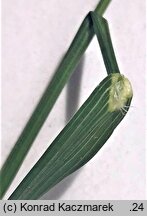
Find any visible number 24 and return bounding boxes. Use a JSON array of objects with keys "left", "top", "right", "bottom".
[{"left": 132, "top": 203, "right": 144, "bottom": 211}]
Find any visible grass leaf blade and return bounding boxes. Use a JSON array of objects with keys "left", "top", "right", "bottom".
[
  {"left": 9, "top": 73, "right": 133, "bottom": 200},
  {"left": 0, "top": 0, "right": 112, "bottom": 198}
]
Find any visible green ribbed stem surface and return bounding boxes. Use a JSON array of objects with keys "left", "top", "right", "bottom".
[
  {"left": 0, "top": 0, "right": 111, "bottom": 198},
  {"left": 9, "top": 74, "right": 132, "bottom": 200}
]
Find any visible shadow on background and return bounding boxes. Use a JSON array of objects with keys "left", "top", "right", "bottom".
[
  {"left": 65, "top": 57, "right": 85, "bottom": 122},
  {"left": 41, "top": 56, "right": 85, "bottom": 200}
]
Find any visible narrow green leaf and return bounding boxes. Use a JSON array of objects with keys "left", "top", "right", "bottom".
[
  {"left": 9, "top": 73, "right": 133, "bottom": 200},
  {"left": 90, "top": 11, "right": 120, "bottom": 74},
  {"left": 0, "top": 0, "right": 112, "bottom": 198}
]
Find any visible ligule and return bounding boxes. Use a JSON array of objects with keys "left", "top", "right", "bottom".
[{"left": 9, "top": 73, "right": 133, "bottom": 200}]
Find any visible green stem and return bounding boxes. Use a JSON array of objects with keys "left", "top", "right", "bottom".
[
  {"left": 0, "top": 0, "right": 112, "bottom": 198},
  {"left": 90, "top": 11, "right": 120, "bottom": 74}
]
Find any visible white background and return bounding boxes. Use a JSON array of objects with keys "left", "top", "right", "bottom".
[{"left": 1, "top": 0, "right": 146, "bottom": 199}]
